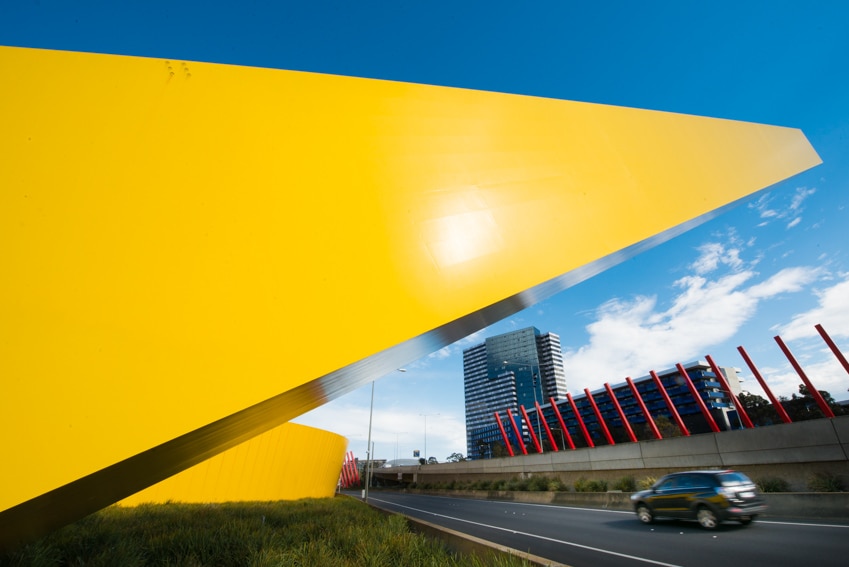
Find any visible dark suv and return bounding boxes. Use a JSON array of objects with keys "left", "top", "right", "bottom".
[{"left": 630, "top": 470, "right": 766, "bottom": 529}]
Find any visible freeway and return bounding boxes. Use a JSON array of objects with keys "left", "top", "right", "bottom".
[{"left": 360, "top": 491, "right": 849, "bottom": 567}]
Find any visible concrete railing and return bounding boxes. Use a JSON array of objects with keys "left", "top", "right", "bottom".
[{"left": 377, "top": 415, "right": 849, "bottom": 491}]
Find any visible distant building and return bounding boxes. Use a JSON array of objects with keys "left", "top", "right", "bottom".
[
  {"left": 463, "top": 327, "right": 568, "bottom": 459},
  {"left": 497, "top": 360, "right": 747, "bottom": 455}
]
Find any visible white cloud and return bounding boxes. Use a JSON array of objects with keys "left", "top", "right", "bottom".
[
  {"left": 689, "top": 242, "right": 744, "bottom": 275},
  {"left": 777, "top": 273, "right": 849, "bottom": 341},
  {"left": 563, "top": 246, "right": 824, "bottom": 392},
  {"left": 747, "top": 354, "right": 849, "bottom": 401},
  {"left": 748, "top": 266, "right": 822, "bottom": 299},
  {"left": 749, "top": 187, "right": 816, "bottom": 225},
  {"left": 790, "top": 187, "right": 816, "bottom": 212},
  {"left": 293, "top": 398, "right": 467, "bottom": 461}
]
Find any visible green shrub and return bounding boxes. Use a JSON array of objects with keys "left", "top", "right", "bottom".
[
  {"left": 637, "top": 476, "right": 657, "bottom": 490},
  {"left": 808, "top": 472, "right": 845, "bottom": 492},
  {"left": 574, "top": 477, "right": 608, "bottom": 492},
  {"left": 526, "top": 476, "right": 551, "bottom": 492},
  {"left": 506, "top": 478, "right": 529, "bottom": 491},
  {"left": 756, "top": 476, "right": 790, "bottom": 493},
  {"left": 613, "top": 476, "right": 636, "bottom": 492},
  {"left": 547, "top": 478, "right": 567, "bottom": 492}
]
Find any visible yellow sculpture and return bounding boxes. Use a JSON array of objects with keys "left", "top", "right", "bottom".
[{"left": 0, "top": 45, "right": 820, "bottom": 549}]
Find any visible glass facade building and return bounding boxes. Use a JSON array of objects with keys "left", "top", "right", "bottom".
[{"left": 463, "top": 327, "right": 568, "bottom": 459}]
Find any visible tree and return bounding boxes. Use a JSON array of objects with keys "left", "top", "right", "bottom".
[
  {"left": 427, "top": 456, "right": 438, "bottom": 464},
  {"left": 651, "top": 415, "right": 682, "bottom": 438},
  {"left": 737, "top": 391, "right": 780, "bottom": 426},
  {"left": 784, "top": 384, "right": 846, "bottom": 421},
  {"left": 446, "top": 452, "right": 466, "bottom": 462},
  {"left": 476, "top": 438, "right": 491, "bottom": 459},
  {"left": 418, "top": 457, "right": 426, "bottom": 465},
  {"left": 491, "top": 442, "right": 508, "bottom": 458}
]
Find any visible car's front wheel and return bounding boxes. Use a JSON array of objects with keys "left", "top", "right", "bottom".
[
  {"left": 636, "top": 504, "right": 654, "bottom": 524},
  {"left": 739, "top": 515, "right": 756, "bottom": 525},
  {"left": 696, "top": 506, "right": 719, "bottom": 529}
]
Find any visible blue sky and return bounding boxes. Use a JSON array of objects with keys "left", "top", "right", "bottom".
[{"left": 4, "top": 2, "right": 848, "bottom": 462}]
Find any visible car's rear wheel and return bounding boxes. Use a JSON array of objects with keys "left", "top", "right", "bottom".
[
  {"left": 696, "top": 506, "right": 718, "bottom": 529},
  {"left": 636, "top": 504, "right": 654, "bottom": 524}
]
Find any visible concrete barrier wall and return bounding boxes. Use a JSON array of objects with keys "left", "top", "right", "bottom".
[{"left": 380, "top": 415, "right": 849, "bottom": 491}]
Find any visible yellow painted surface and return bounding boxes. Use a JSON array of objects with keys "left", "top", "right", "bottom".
[
  {"left": 118, "top": 423, "right": 346, "bottom": 505},
  {"left": 0, "top": 46, "right": 820, "bottom": 513}
]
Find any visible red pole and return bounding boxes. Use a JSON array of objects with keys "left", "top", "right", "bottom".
[
  {"left": 650, "top": 370, "right": 690, "bottom": 436},
  {"left": 737, "top": 346, "right": 792, "bottom": 424},
  {"left": 816, "top": 324, "right": 849, "bottom": 377},
  {"left": 347, "top": 455, "right": 357, "bottom": 487},
  {"left": 705, "top": 354, "right": 754, "bottom": 428},
  {"left": 535, "top": 401, "right": 559, "bottom": 452},
  {"left": 626, "top": 376, "right": 661, "bottom": 439},
  {"left": 567, "top": 392, "right": 595, "bottom": 448},
  {"left": 340, "top": 458, "right": 350, "bottom": 488},
  {"left": 605, "top": 383, "right": 638, "bottom": 442},
  {"left": 549, "top": 397, "right": 576, "bottom": 450},
  {"left": 342, "top": 453, "right": 350, "bottom": 487},
  {"left": 774, "top": 335, "right": 835, "bottom": 418},
  {"left": 676, "top": 363, "right": 721, "bottom": 433},
  {"left": 506, "top": 408, "right": 528, "bottom": 455},
  {"left": 520, "top": 405, "right": 543, "bottom": 453},
  {"left": 493, "top": 412, "right": 515, "bottom": 457},
  {"left": 350, "top": 451, "right": 360, "bottom": 484},
  {"left": 585, "top": 388, "right": 615, "bottom": 445}
]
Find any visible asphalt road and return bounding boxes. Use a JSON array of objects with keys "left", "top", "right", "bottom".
[{"left": 360, "top": 491, "right": 849, "bottom": 567}]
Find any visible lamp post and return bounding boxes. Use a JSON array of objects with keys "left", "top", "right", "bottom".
[
  {"left": 364, "top": 368, "right": 406, "bottom": 502},
  {"left": 419, "top": 413, "right": 439, "bottom": 462},
  {"left": 503, "top": 359, "right": 544, "bottom": 442},
  {"left": 394, "top": 431, "right": 408, "bottom": 461},
  {"left": 364, "top": 381, "right": 375, "bottom": 502}
]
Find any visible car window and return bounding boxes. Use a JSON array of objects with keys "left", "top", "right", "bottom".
[
  {"left": 717, "top": 472, "right": 752, "bottom": 486},
  {"left": 656, "top": 477, "right": 678, "bottom": 490},
  {"left": 689, "top": 474, "right": 712, "bottom": 489},
  {"left": 677, "top": 475, "right": 694, "bottom": 489}
]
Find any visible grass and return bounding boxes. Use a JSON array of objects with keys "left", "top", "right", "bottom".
[
  {"left": 1, "top": 497, "right": 534, "bottom": 567},
  {"left": 756, "top": 476, "right": 791, "bottom": 493}
]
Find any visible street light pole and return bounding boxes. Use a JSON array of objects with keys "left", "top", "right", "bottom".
[
  {"left": 419, "top": 413, "right": 439, "bottom": 462},
  {"left": 364, "top": 381, "right": 375, "bottom": 502},
  {"left": 364, "top": 369, "right": 405, "bottom": 502}
]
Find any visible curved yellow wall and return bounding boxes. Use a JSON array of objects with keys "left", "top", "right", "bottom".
[
  {"left": 119, "top": 423, "right": 346, "bottom": 505},
  {"left": 0, "top": 45, "right": 820, "bottom": 548}
]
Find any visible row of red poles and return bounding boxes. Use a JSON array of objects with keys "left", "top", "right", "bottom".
[
  {"left": 339, "top": 451, "right": 361, "bottom": 488},
  {"left": 494, "top": 324, "right": 848, "bottom": 457}
]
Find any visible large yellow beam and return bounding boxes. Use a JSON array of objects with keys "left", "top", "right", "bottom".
[{"left": 0, "top": 45, "right": 819, "bottom": 548}]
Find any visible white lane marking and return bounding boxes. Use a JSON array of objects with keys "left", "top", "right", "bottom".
[
  {"left": 391, "top": 493, "right": 849, "bottom": 528},
  {"left": 370, "top": 497, "right": 683, "bottom": 567},
  {"left": 758, "top": 520, "right": 849, "bottom": 529}
]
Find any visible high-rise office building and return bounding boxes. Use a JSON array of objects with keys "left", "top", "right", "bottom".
[{"left": 463, "top": 327, "right": 567, "bottom": 459}]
